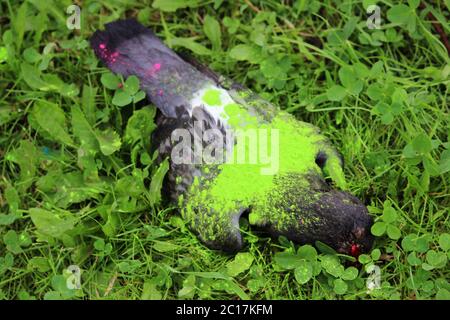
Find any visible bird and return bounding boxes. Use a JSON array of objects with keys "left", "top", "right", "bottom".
[{"left": 90, "top": 19, "right": 373, "bottom": 256}]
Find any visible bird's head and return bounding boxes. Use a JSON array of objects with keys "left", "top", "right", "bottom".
[{"left": 250, "top": 171, "right": 374, "bottom": 257}]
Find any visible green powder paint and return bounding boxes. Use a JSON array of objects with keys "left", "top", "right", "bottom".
[
  {"left": 323, "top": 156, "right": 347, "bottom": 190},
  {"left": 202, "top": 89, "right": 222, "bottom": 106},
  {"left": 202, "top": 112, "right": 325, "bottom": 216},
  {"left": 181, "top": 94, "right": 347, "bottom": 244}
]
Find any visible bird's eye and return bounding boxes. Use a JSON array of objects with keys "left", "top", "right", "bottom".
[{"left": 315, "top": 151, "right": 327, "bottom": 169}]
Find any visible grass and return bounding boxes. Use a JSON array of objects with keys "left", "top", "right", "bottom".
[{"left": 0, "top": 0, "right": 449, "bottom": 300}]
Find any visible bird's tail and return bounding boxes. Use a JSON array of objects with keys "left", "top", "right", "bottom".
[{"left": 90, "top": 19, "right": 211, "bottom": 118}]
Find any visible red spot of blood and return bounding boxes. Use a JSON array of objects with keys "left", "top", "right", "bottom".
[{"left": 350, "top": 244, "right": 360, "bottom": 257}]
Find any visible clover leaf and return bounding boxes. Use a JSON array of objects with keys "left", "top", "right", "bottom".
[
  {"left": 371, "top": 200, "right": 402, "bottom": 240},
  {"left": 101, "top": 73, "right": 146, "bottom": 107}
]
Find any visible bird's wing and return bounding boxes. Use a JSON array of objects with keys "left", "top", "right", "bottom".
[
  {"left": 152, "top": 105, "right": 247, "bottom": 252},
  {"left": 90, "top": 19, "right": 214, "bottom": 118}
]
